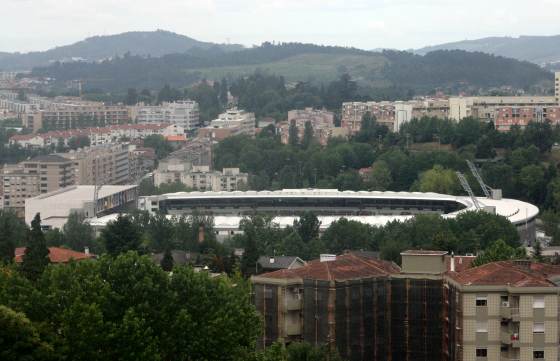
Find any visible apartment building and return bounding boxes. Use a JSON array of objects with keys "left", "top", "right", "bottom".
[
  {"left": 341, "top": 99, "right": 448, "bottom": 133},
  {"left": 198, "top": 108, "right": 256, "bottom": 141},
  {"left": 279, "top": 108, "right": 349, "bottom": 145},
  {"left": 448, "top": 96, "right": 558, "bottom": 123},
  {"left": 252, "top": 251, "right": 560, "bottom": 361},
  {"left": 154, "top": 158, "right": 247, "bottom": 192},
  {"left": 494, "top": 106, "right": 560, "bottom": 131},
  {"left": 20, "top": 155, "right": 75, "bottom": 194},
  {"left": 9, "top": 123, "right": 184, "bottom": 149},
  {"left": 135, "top": 100, "right": 200, "bottom": 132},
  {"left": 22, "top": 104, "right": 130, "bottom": 133},
  {"left": 58, "top": 143, "right": 134, "bottom": 185},
  {"left": 446, "top": 261, "right": 560, "bottom": 361},
  {"left": 1, "top": 169, "right": 39, "bottom": 211}
]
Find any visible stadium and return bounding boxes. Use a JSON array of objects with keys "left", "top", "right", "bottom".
[{"left": 135, "top": 188, "right": 539, "bottom": 243}]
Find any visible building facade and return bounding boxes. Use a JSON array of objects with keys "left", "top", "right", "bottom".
[
  {"left": 136, "top": 100, "right": 200, "bottom": 132},
  {"left": 59, "top": 143, "right": 135, "bottom": 185},
  {"left": 20, "top": 155, "right": 75, "bottom": 194},
  {"left": 198, "top": 108, "right": 255, "bottom": 141},
  {"left": 279, "top": 108, "right": 348, "bottom": 145},
  {"left": 154, "top": 158, "right": 248, "bottom": 192},
  {"left": 252, "top": 251, "right": 560, "bottom": 361}
]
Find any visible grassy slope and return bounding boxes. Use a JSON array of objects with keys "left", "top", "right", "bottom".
[{"left": 184, "top": 53, "right": 390, "bottom": 86}]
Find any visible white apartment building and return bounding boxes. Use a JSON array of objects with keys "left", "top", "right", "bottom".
[
  {"left": 448, "top": 96, "right": 558, "bottom": 122},
  {"left": 135, "top": 100, "right": 200, "bottom": 132},
  {"left": 9, "top": 123, "right": 184, "bottom": 149},
  {"left": 199, "top": 108, "right": 256, "bottom": 141}
]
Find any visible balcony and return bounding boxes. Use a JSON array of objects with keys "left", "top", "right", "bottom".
[
  {"left": 500, "top": 331, "right": 520, "bottom": 348},
  {"left": 286, "top": 323, "right": 302, "bottom": 336},
  {"left": 500, "top": 304, "right": 519, "bottom": 321},
  {"left": 286, "top": 297, "right": 302, "bottom": 311}
]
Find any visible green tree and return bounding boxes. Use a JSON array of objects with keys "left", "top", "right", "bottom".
[
  {"left": 288, "top": 119, "right": 299, "bottom": 147},
  {"left": 0, "top": 305, "right": 53, "bottom": 361},
  {"left": 302, "top": 121, "right": 314, "bottom": 149},
  {"left": 160, "top": 248, "right": 174, "bottom": 272},
  {"left": 0, "top": 210, "right": 27, "bottom": 264},
  {"left": 472, "top": 239, "right": 526, "bottom": 267},
  {"left": 21, "top": 214, "right": 50, "bottom": 281},
  {"left": 63, "top": 212, "right": 96, "bottom": 252},
  {"left": 102, "top": 215, "right": 142, "bottom": 256},
  {"left": 413, "top": 165, "right": 460, "bottom": 194},
  {"left": 293, "top": 212, "right": 320, "bottom": 244},
  {"left": 322, "top": 218, "right": 374, "bottom": 254},
  {"left": 125, "top": 88, "right": 138, "bottom": 105},
  {"left": 143, "top": 134, "right": 173, "bottom": 159},
  {"left": 367, "top": 160, "right": 393, "bottom": 191}
]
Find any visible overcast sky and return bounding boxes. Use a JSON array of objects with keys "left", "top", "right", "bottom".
[{"left": 2, "top": 0, "right": 560, "bottom": 53}]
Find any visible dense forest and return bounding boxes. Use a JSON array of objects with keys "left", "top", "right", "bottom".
[{"left": 31, "top": 43, "right": 553, "bottom": 95}]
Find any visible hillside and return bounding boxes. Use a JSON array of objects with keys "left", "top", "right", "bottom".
[
  {"left": 31, "top": 43, "right": 553, "bottom": 95},
  {"left": 416, "top": 35, "right": 560, "bottom": 66},
  {"left": 0, "top": 30, "right": 243, "bottom": 71}
]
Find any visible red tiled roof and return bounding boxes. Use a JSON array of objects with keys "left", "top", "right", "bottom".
[
  {"left": 9, "top": 123, "right": 174, "bottom": 142},
  {"left": 14, "top": 247, "right": 95, "bottom": 263},
  {"left": 447, "top": 261, "right": 560, "bottom": 287},
  {"left": 259, "top": 253, "right": 400, "bottom": 281},
  {"left": 166, "top": 135, "right": 187, "bottom": 142}
]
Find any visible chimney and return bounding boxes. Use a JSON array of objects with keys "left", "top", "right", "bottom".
[
  {"left": 84, "top": 247, "right": 90, "bottom": 255},
  {"left": 269, "top": 256, "right": 275, "bottom": 264},
  {"left": 198, "top": 225, "right": 205, "bottom": 243},
  {"left": 450, "top": 251, "right": 455, "bottom": 272},
  {"left": 320, "top": 254, "right": 337, "bottom": 262}
]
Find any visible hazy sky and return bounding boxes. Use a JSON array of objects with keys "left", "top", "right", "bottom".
[{"left": 2, "top": 0, "right": 560, "bottom": 53}]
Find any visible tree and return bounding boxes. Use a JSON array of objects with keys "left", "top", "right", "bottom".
[
  {"left": 102, "top": 215, "right": 142, "bottom": 256},
  {"left": 21, "top": 214, "right": 50, "bottom": 281},
  {"left": 0, "top": 210, "right": 27, "bottom": 264},
  {"left": 293, "top": 212, "right": 320, "bottom": 244},
  {"left": 160, "top": 248, "right": 174, "bottom": 272},
  {"left": 322, "top": 218, "right": 374, "bottom": 253},
  {"left": 147, "top": 212, "right": 176, "bottom": 252},
  {"left": 533, "top": 240, "right": 544, "bottom": 263},
  {"left": 63, "top": 212, "right": 96, "bottom": 252},
  {"left": 220, "top": 77, "right": 229, "bottom": 105},
  {"left": 302, "top": 121, "right": 314, "bottom": 149},
  {"left": 367, "top": 160, "right": 393, "bottom": 191},
  {"left": 124, "top": 88, "right": 138, "bottom": 105},
  {"left": 472, "top": 239, "right": 526, "bottom": 267},
  {"left": 143, "top": 134, "right": 173, "bottom": 159},
  {"left": 288, "top": 119, "right": 299, "bottom": 147},
  {"left": 0, "top": 305, "right": 53, "bottom": 361},
  {"left": 413, "top": 165, "right": 460, "bottom": 194}
]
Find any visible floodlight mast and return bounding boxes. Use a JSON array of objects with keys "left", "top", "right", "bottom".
[{"left": 456, "top": 171, "right": 481, "bottom": 210}]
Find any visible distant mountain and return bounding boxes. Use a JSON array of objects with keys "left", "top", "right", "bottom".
[
  {"left": 31, "top": 43, "right": 553, "bottom": 95},
  {"left": 416, "top": 35, "right": 560, "bottom": 66},
  {"left": 0, "top": 30, "right": 244, "bottom": 71}
]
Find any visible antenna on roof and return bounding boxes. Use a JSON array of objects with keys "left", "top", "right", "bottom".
[{"left": 456, "top": 171, "right": 481, "bottom": 210}]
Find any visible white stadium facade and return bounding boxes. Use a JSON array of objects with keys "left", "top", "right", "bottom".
[{"left": 127, "top": 189, "right": 539, "bottom": 243}]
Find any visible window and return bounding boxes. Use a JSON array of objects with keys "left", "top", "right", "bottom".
[
  {"left": 533, "top": 295, "right": 545, "bottom": 309},
  {"left": 476, "top": 321, "right": 487, "bottom": 333},
  {"left": 476, "top": 348, "right": 487, "bottom": 357},
  {"left": 534, "top": 351, "right": 544, "bottom": 359},
  {"left": 533, "top": 322, "right": 544, "bottom": 333},
  {"left": 476, "top": 296, "right": 487, "bottom": 307}
]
